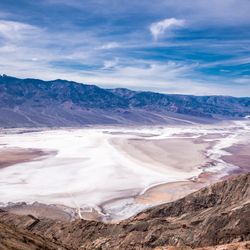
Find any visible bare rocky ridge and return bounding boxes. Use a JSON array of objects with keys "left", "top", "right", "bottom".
[
  {"left": 1, "top": 75, "right": 250, "bottom": 127},
  {"left": 0, "top": 173, "right": 249, "bottom": 250},
  {"left": 0, "top": 213, "right": 68, "bottom": 250}
]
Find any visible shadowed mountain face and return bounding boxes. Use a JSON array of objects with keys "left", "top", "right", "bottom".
[
  {"left": 0, "top": 173, "right": 249, "bottom": 249},
  {"left": 0, "top": 75, "right": 249, "bottom": 127}
]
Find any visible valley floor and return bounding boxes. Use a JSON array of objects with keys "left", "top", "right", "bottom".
[{"left": 0, "top": 120, "right": 249, "bottom": 222}]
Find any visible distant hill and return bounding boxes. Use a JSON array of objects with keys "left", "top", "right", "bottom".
[{"left": 0, "top": 75, "right": 249, "bottom": 127}]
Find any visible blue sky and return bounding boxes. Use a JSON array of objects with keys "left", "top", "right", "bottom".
[{"left": 0, "top": 0, "right": 250, "bottom": 96}]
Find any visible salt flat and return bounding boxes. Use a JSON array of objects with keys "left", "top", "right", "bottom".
[{"left": 0, "top": 120, "right": 249, "bottom": 221}]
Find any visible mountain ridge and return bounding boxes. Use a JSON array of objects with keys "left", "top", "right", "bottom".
[
  {"left": 0, "top": 173, "right": 249, "bottom": 249},
  {"left": 0, "top": 74, "right": 249, "bottom": 127}
]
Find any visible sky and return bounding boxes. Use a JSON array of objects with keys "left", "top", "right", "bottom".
[{"left": 0, "top": 0, "right": 250, "bottom": 96}]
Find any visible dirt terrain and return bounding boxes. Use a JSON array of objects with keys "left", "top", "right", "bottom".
[{"left": 0, "top": 173, "right": 249, "bottom": 250}]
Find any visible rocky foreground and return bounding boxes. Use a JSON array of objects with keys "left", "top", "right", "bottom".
[{"left": 0, "top": 173, "right": 249, "bottom": 250}]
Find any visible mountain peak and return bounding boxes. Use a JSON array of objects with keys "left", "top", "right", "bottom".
[{"left": 0, "top": 75, "right": 249, "bottom": 128}]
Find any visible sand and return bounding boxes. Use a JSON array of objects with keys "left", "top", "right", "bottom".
[
  {"left": 222, "top": 143, "right": 250, "bottom": 174},
  {"left": 111, "top": 137, "right": 209, "bottom": 174},
  {"left": 0, "top": 148, "right": 53, "bottom": 169},
  {"left": 134, "top": 171, "right": 218, "bottom": 207},
  {"left": 136, "top": 181, "right": 204, "bottom": 205},
  {"left": 4, "top": 202, "right": 73, "bottom": 221}
]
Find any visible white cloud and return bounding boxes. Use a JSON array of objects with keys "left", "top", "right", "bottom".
[
  {"left": 1, "top": 54, "right": 249, "bottom": 96},
  {"left": 150, "top": 18, "right": 185, "bottom": 41},
  {"left": 99, "top": 42, "right": 120, "bottom": 50},
  {"left": 103, "top": 58, "right": 119, "bottom": 69},
  {"left": 0, "top": 19, "right": 100, "bottom": 69},
  {"left": 0, "top": 20, "right": 40, "bottom": 41}
]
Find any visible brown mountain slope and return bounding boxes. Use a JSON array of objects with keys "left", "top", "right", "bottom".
[
  {"left": 0, "top": 173, "right": 249, "bottom": 250},
  {"left": 0, "top": 213, "right": 68, "bottom": 250}
]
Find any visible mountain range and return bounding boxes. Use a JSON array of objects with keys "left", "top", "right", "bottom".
[{"left": 0, "top": 74, "right": 249, "bottom": 127}]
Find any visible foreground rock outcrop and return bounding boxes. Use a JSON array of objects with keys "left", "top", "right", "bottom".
[
  {"left": 0, "top": 173, "right": 249, "bottom": 250},
  {"left": 0, "top": 214, "right": 68, "bottom": 250}
]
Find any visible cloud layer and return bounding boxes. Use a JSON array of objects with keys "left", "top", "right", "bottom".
[
  {"left": 0, "top": 20, "right": 39, "bottom": 41},
  {"left": 0, "top": 0, "right": 249, "bottom": 96},
  {"left": 150, "top": 18, "right": 185, "bottom": 40}
]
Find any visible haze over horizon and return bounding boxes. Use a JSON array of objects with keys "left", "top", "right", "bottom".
[{"left": 0, "top": 0, "right": 250, "bottom": 96}]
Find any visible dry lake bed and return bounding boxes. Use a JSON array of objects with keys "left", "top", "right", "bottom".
[{"left": 0, "top": 119, "right": 249, "bottom": 222}]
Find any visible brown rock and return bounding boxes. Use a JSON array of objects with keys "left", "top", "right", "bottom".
[{"left": 0, "top": 173, "right": 249, "bottom": 250}]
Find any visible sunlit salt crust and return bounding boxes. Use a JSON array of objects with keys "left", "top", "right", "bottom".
[{"left": 0, "top": 120, "right": 249, "bottom": 220}]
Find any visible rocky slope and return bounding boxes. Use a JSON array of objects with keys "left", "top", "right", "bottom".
[
  {"left": 0, "top": 173, "right": 249, "bottom": 250},
  {"left": 0, "top": 75, "right": 250, "bottom": 127},
  {"left": 0, "top": 213, "right": 68, "bottom": 250}
]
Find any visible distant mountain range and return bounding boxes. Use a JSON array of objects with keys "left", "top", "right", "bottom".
[{"left": 0, "top": 74, "right": 249, "bottom": 127}]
